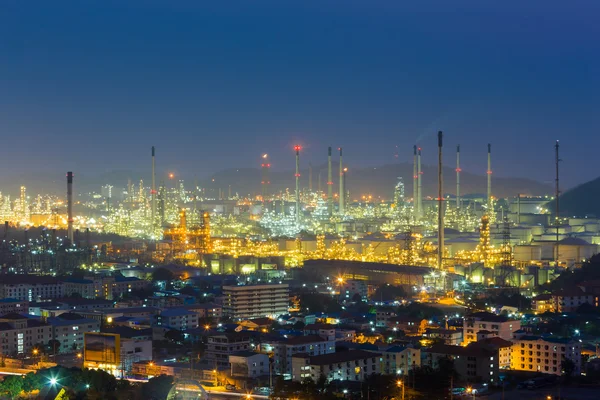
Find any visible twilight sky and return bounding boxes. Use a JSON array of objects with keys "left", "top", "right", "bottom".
[{"left": 0, "top": 0, "right": 598, "bottom": 190}]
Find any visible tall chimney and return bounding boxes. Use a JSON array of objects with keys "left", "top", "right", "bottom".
[
  {"left": 417, "top": 147, "right": 423, "bottom": 220},
  {"left": 413, "top": 145, "right": 418, "bottom": 220},
  {"left": 308, "top": 162, "right": 313, "bottom": 192},
  {"left": 151, "top": 146, "right": 156, "bottom": 232},
  {"left": 437, "top": 131, "right": 444, "bottom": 269},
  {"left": 339, "top": 147, "right": 344, "bottom": 215},
  {"left": 67, "top": 171, "right": 74, "bottom": 243},
  {"left": 487, "top": 143, "right": 492, "bottom": 211},
  {"left": 456, "top": 145, "right": 461, "bottom": 209},
  {"left": 327, "top": 147, "right": 333, "bottom": 216},
  {"left": 261, "top": 154, "right": 270, "bottom": 204},
  {"left": 295, "top": 145, "right": 301, "bottom": 223},
  {"left": 555, "top": 140, "right": 561, "bottom": 262}
]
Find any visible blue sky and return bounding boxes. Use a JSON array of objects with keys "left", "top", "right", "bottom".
[{"left": 0, "top": 0, "right": 598, "bottom": 189}]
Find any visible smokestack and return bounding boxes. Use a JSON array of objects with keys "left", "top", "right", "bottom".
[
  {"left": 555, "top": 140, "right": 561, "bottom": 262},
  {"left": 261, "top": 154, "right": 270, "bottom": 203},
  {"left": 151, "top": 146, "right": 156, "bottom": 233},
  {"left": 413, "top": 145, "right": 418, "bottom": 221},
  {"left": 328, "top": 147, "right": 333, "bottom": 215},
  {"left": 456, "top": 145, "right": 461, "bottom": 209},
  {"left": 437, "top": 131, "right": 444, "bottom": 269},
  {"left": 318, "top": 170, "right": 322, "bottom": 193},
  {"left": 417, "top": 147, "right": 423, "bottom": 220},
  {"left": 295, "top": 145, "right": 301, "bottom": 223},
  {"left": 308, "top": 163, "right": 313, "bottom": 192},
  {"left": 67, "top": 171, "right": 74, "bottom": 243},
  {"left": 339, "top": 147, "right": 344, "bottom": 215},
  {"left": 487, "top": 143, "right": 492, "bottom": 211}
]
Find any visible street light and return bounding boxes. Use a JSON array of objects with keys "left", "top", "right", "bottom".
[
  {"left": 49, "top": 378, "right": 57, "bottom": 386},
  {"left": 397, "top": 379, "right": 405, "bottom": 400}
]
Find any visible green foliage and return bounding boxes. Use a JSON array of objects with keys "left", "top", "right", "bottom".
[
  {"left": 541, "top": 254, "right": 600, "bottom": 292},
  {"left": 397, "top": 302, "right": 443, "bottom": 320},
  {"left": 142, "top": 374, "right": 175, "bottom": 400},
  {"left": 373, "top": 284, "right": 407, "bottom": 301},
  {"left": 298, "top": 291, "right": 342, "bottom": 313},
  {"left": 0, "top": 375, "right": 23, "bottom": 399},
  {"left": 164, "top": 329, "right": 185, "bottom": 344},
  {"left": 152, "top": 267, "right": 175, "bottom": 282}
]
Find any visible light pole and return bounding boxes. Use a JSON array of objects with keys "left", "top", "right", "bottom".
[{"left": 397, "top": 379, "right": 405, "bottom": 400}]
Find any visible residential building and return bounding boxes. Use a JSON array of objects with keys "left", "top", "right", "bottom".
[
  {"left": 83, "top": 331, "right": 152, "bottom": 377},
  {"left": 63, "top": 278, "right": 97, "bottom": 299},
  {"left": 375, "top": 309, "right": 397, "bottom": 328},
  {"left": 424, "top": 328, "right": 463, "bottom": 346},
  {"left": 339, "top": 280, "right": 368, "bottom": 301},
  {"left": 510, "top": 334, "right": 581, "bottom": 375},
  {"left": 463, "top": 312, "right": 520, "bottom": 345},
  {"left": 229, "top": 351, "right": 270, "bottom": 378},
  {"left": 47, "top": 312, "right": 100, "bottom": 354},
  {"left": 303, "top": 323, "right": 336, "bottom": 341},
  {"left": 423, "top": 344, "right": 499, "bottom": 384},
  {"left": 379, "top": 345, "right": 421, "bottom": 375},
  {"left": 222, "top": 284, "right": 289, "bottom": 320},
  {"left": 292, "top": 350, "right": 382, "bottom": 382},
  {"left": 272, "top": 334, "right": 335, "bottom": 377},
  {"left": 0, "top": 313, "right": 52, "bottom": 356},
  {"left": 206, "top": 333, "right": 252, "bottom": 368},
  {"left": 238, "top": 317, "right": 273, "bottom": 332},
  {"left": 156, "top": 308, "right": 199, "bottom": 331},
  {"left": 532, "top": 294, "right": 554, "bottom": 314},
  {"left": 0, "top": 276, "right": 64, "bottom": 301},
  {"left": 386, "top": 316, "right": 427, "bottom": 335},
  {"left": 469, "top": 337, "right": 513, "bottom": 369},
  {"left": 0, "top": 299, "right": 28, "bottom": 315},
  {"left": 551, "top": 288, "right": 594, "bottom": 313}
]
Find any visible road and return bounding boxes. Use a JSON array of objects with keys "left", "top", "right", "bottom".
[{"left": 475, "top": 387, "right": 600, "bottom": 400}]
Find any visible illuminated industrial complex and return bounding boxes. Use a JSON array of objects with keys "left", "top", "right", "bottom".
[{"left": 1, "top": 140, "right": 595, "bottom": 292}]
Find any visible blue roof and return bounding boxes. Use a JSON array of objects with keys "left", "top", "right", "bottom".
[{"left": 160, "top": 308, "right": 198, "bottom": 317}]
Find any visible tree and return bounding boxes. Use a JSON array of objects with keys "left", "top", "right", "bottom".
[
  {"left": 22, "top": 372, "right": 43, "bottom": 393},
  {"left": 0, "top": 375, "right": 23, "bottom": 399},
  {"left": 141, "top": 375, "right": 175, "bottom": 400},
  {"left": 164, "top": 329, "right": 185, "bottom": 344},
  {"left": 292, "top": 321, "right": 305, "bottom": 330},
  {"left": 47, "top": 339, "right": 61, "bottom": 355},
  {"left": 152, "top": 268, "right": 174, "bottom": 283},
  {"left": 561, "top": 358, "right": 576, "bottom": 380},
  {"left": 352, "top": 293, "right": 362, "bottom": 302},
  {"left": 373, "top": 284, "right": 407, "bottom": 301}
]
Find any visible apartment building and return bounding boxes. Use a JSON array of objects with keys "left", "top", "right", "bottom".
[
  {"left": 510, "top": 334, "right": 581, "bottom": 375},
  {"left": 0, "top": 299, "right": 28, "bottom": 315},
  {"left": 424, "top": 328, "right": 463, "bottom": 346},
  {"left": 222, "top": 284, "right": 289, "bottom": 320},
  {"left": 0, "top": 276, "right": 64, "bottom": 301},
  {"left": 272, "top": 334, "right": 335, "bottom": 377},
  {"left": 292, "top": 350, "right": 381, "bottom": 382},
  {"left": 379, "top": 345, "right": 421, "bottom": 375},
  {"left": 0, "top": 313, "right": 52, "bottom": 356},
  {"left": 463, "top": 312, "right": 520, "bottom": 345},
  {"left": 47, "top": 313, "right": 100, "bottom": 354},
  {"left": 156, "top": 308, "right": 200, "bottom": 331},
  {"left": 229, "top": 351, "right": 270, "bottom": 378},
  {"left": 423, "top": 344, "right": 499, "bottom": 384},
  {"left": 205, "top": 333, "right": 252, "bottom": 368}
]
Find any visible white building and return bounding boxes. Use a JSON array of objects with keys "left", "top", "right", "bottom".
[
  {"left": 463, "top": 312, "right": 520, "bottom": 345},
  {"left": 292, "top": 350, "right": 381, "bottom": 382},
  {"left": 0, "top": 313, "right": 52, "bottom": 356},
  {"left": 206, "top": 333, "right": 252, "bottom": 368},
  {"left": 272, "top": 334, "right": 335, "bottom": 377},
  {"left": 0, "top": 276, "right": 65, "bottom": 301},
  {"left": 47, "top": 313, "right": 100, "bottom": 354},
  {"left": 222, "top": 284, "right": 289, "bottom": 320},
  {"left": 156, "top": 308, "right": 199, "bottom": 331},
  {"left": 229, "top": 351, "right": 270, "bottom": 378},
  {"left": 511, "top": 334, "right": 581, "bottom": 375},
  {"left": 378, "top": 345, "right": 421, "bottom": 375}
]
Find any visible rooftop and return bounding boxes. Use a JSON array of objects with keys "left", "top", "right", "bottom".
[{"left": 281, "top": 334, "right": 328, "bottom": 345}]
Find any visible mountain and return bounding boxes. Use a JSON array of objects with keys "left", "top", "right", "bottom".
[
  {"left": 199, "top": 162, "right": 552, "bottom": 200},
  {"left": 549, "top": 176, "right": 600, "bottom": 218}
]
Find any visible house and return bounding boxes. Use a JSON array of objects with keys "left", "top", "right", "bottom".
[
  {"left": 303, "top": 323, "right": 336, "bottom": 341},
  {"left": 156, "top": 308, "right": 199, "bottom": 331},
  {"left": 532, "top": 294, "right": 553, "bottom": 314},
  {"left": 551, "top": 288, "right": 594, "bottom": 313},
  {"left": 206, "top": 333, "right": 252, "bottom": 368}
]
